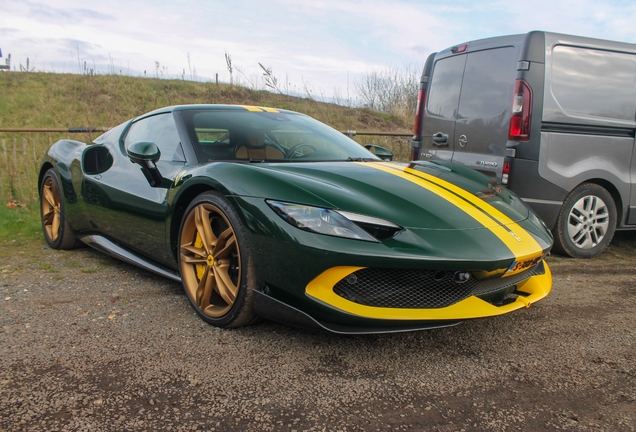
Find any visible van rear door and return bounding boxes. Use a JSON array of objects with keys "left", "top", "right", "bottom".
[
  {"left": 421, "top": 53, "right": 466, "bottom": 162},
  {"left": 451, "top": 47, "right": 517, "bottom": 179}
]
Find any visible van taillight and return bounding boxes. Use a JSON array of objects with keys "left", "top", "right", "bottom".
[
  {"left": 413, "top": 87, "right": 427, "bottom": 139},
  {"left": 412, "top": 82, "right": 429, "bottom": 161},
  {"left": 508, "top": 79, "right": 532, "bottom": 141},
  {"left": 502, "top": 162, "right": 511, "bottom": 185}
]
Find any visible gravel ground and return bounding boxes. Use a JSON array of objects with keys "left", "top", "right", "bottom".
[{"left": 1, "top": 233, "right": 635, "bottom": 431}]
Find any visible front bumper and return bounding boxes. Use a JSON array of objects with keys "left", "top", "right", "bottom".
[
  {"left": 254, "top": 261, "right": 551, "bottom": 333},
  {"left": 305, "top": 261, "right": 551, "bottom": 322}
]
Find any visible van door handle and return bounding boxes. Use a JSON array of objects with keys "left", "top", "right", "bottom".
[{"left": 432, "top": 132, "right": 449, "bottom": 146}]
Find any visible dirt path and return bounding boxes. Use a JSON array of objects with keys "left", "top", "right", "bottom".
[{"left": 1, "top": 234, "right": 635, "bottom": 431}]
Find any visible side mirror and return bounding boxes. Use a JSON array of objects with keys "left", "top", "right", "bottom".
[
  {"left": 364, "top": 144, "right": 394, "bottom": 161},
  {"left": 127, "top": 141, "right": 163, "bottom": 187}
]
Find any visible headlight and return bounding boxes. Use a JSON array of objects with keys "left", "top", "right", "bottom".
[{"left": 267, "top": 201, "right": 398, "bottom": 242}]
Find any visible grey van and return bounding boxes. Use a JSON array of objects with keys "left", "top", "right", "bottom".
[{"left": 412, "top": 31, "right": 636, "bottom": 258}]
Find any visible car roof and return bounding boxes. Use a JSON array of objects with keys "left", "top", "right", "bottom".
[{"left": 139, "top": 104, "right": 299, "bottom": 118}]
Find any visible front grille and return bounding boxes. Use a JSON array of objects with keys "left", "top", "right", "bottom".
[{"left": 333, "top": 261, "right": 545, "bottom": 309}]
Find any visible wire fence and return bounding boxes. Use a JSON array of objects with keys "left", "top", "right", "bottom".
[
  {"left": 1, "top": 133, "right": 66, "bottom": 205},
  {"left": 0, "top": 129, "right": 413, "bottom": 205},
  {"left": 0, "top": 129, "right": 109, "bottom": 206}
]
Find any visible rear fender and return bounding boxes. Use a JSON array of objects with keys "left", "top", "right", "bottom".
[{"left": 39, "top": 139, "right": 88, "bottom": 226}]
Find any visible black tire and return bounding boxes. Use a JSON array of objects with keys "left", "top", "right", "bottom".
[
  {"left": 177, "top": 191, "right": 258, "bottom": 328},
  {"left": 553, "top": 183, "right": 616, "bottom": 258},
  {"left": 40, "top": 169, "right": 81, "bottom": 250}
]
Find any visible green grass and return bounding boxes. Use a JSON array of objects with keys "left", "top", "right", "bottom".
[
  {"left": 0, "top": 203, "right": 43, "bottom": 257},
  {"left": 0, "top": 203, "right": 42, "bottom": 241}
]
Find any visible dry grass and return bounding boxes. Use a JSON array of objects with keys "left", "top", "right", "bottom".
[
  {"left": 0, "top": 72, "right": 410, "bottom": 133},
  {"left": 0, "top": 72, "right": 413, "bottom": 206}
]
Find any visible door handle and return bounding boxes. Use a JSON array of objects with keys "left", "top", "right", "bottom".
[{"left": 432, "top": 132, "right": 449, "bottom": 146}]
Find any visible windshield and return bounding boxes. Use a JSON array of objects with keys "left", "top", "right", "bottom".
[{"left": 182, "top": 109, "right": 379, "bottom": 162}]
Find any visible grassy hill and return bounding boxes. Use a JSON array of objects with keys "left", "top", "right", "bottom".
[
  {"left": 0, "top": 72, "right": 413, "bottom": 209},
  {"left": 0, "top": 72, "right": 410, "bottom": 133}
]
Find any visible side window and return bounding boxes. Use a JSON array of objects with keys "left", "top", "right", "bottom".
[
  {"left": 193, "top": 127, "right": 233, "bottom": 160},
  {"left": 124, "top": 113, "right": 181, "bottom": 161},
  {"left": 426, "top": 55, "right": 466, "bottom": 120},
  {"left": 551, "top": 45, "right": 636, "bottom": 121},
  {"left": 458, "top": 47, "right": 515, "bottom": 118},
  {"left": 189, "top": 111, "right": 234, "bottom": 161}
]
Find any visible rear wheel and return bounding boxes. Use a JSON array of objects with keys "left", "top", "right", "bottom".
[
  {"left": 40, "top": 169, "right": 80, "bottom": 249},
  {"left": 178, "top": 192, "right": 258, "bottom": 327},
  {"left": 553, "top": 183, "right": 616, "bottom": 258}
]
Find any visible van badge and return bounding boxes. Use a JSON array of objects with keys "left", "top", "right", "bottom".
[
  {"left": 458, "top": 135, "right": 468, "bottom": 147},
  {"left": 477, "top": 160, "right": 498, "bottom": 167}
]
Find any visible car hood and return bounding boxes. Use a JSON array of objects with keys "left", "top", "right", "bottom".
[{"left": 232, "top": 160, "right": 530, "bottom": 231}]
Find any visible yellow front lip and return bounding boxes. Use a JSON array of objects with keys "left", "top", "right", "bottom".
[{"left": 305, "top": 263, "right": 552, "bottom": 321}]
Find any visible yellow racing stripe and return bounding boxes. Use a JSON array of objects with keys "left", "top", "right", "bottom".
[
  {"left": 363, "top": 162, "right": 542, "bottom": 263},
  {"left": 239, "top": 105, "right": 280, "bottom": 113},
  {"left": 240, "top": 105, "right": 264, "bottom": 112}
]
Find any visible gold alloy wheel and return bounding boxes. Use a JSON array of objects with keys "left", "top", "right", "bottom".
[
  {"left": 179, "top": 203, "right": 241, "bottom": 318},
  {"left": 41, "top": 176, "right": 61, "bottom": 242}
]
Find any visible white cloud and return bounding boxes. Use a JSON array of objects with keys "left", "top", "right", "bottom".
[{"left": 2, "top": 0, "right": 634, "bottom": 97}]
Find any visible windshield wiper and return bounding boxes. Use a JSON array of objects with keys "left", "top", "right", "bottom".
[{"left": 346, "top": 157, "right": 378, "bottom": 162}]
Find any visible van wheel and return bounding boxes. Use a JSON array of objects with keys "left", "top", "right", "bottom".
[{"left": 553, "top": 183, "right": 616, "bottom": 258}]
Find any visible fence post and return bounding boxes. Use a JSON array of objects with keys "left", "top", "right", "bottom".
[
  {"left": 1, "top": 138, "right": 7, "bottom": 171},
  {"left": 22, "top": 138, "right": 33, "bottom": 201},
  {"left": 32, "top": 137, "right": 38, "bottom": 166},
  {"left": 12, "top": 138, "right": 25, "bottom": 202},
  {"left": 2, "top": 138, "right": 13, "bottom": 199},
  {"left": 1, "top": 139, "right": 6, "bottom": 202}
]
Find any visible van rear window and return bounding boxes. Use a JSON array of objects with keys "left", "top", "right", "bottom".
[
  {"left": 426, "top": 55, "right": 465, "bottom": 120},
  {"left": 458, "top": 47, "right": 515, "bottom": 118},
  {"left": 426, "top": 47, "right": 515, "bottom": 121}
]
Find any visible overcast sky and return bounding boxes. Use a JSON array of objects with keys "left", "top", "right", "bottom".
[{"left": 2, "top": 0, "right": 636, "bottom": 100}]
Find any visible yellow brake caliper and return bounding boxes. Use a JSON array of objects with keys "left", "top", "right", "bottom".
[{"left": 194, "top": 233, "right": 206, "bottom": 281}]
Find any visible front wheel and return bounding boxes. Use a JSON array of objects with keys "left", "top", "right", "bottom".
[
  {"left": 178, "top": 191, "right": 258, "bottom": 328},
  {"left": 553, "top": 183, "right": 616, "bottom": 258}
]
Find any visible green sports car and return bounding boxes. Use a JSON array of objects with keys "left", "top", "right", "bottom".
[{"left": 39, "top": 105, "right": 553, "bottom": 333}]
